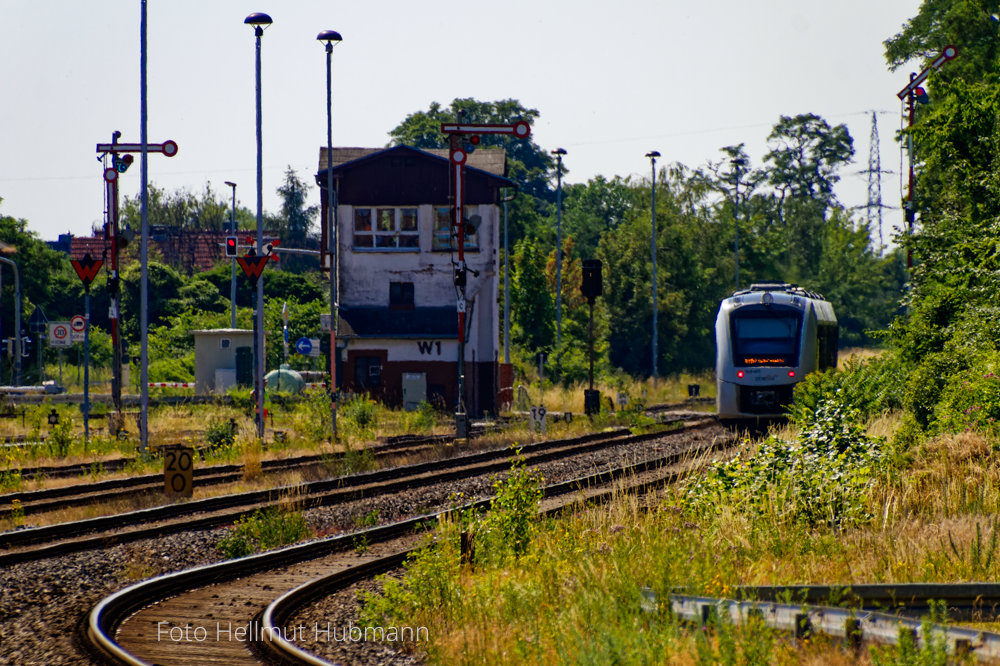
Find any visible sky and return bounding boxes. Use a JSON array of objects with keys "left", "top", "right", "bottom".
[{"left": 0, "top": 0, "right": 924, "bottom": 246}]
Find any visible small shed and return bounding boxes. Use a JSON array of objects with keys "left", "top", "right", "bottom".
[{"left": 192, "top": 329, "right": 256, "bottom": 395}]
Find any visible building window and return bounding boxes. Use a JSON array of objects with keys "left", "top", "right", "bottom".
[
  {"left": 353, "top": 207, "right": 419, "bottom": 250},
  {"left": 220, "top": 338, "right": 231, "bottom": 349},
  {"left": 390, "top": 281, "right": 414, "bottom": 310},
  {"left": 433, "top": 206, "right": 479, "bottom": 251},
  {"left": 355, "top": 356, "right": 382, "bottom": 389}
]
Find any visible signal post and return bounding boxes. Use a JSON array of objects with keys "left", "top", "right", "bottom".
[
  {"left": 439, "top": 120, "right": 530, "bottom": 438},
  {"left": 96, "top": 133, "right": 177, "bottom": 441}
]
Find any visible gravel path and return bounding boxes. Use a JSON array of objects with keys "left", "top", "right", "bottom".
[{"left": 0, "top": 421, "right": 721, "bottom": 665}]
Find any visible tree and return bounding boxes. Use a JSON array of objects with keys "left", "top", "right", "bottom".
[
  {"left": 511, "top": 238, "right": 555, "bottom": 353},
  {"left": 884, "top": 0, "right": 1000, "bottom": 85},
  {"left": 120, "top": 182, "right": 235, "bottom": 232},
  {"left": 388, "top": 98, "right": 553, "bottom": 201},
  {"left": 274, "top": 167, "right": 318, "bottom": 272},
  {"left": 560, "top": 176, "right": 641, "bottom": 259}
]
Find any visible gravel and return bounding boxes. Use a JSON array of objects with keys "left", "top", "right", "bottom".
[{"left": 0, "top": 420, "right": 721, "bottom": 665}]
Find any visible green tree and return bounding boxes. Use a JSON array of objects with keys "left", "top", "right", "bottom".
[
  {"left": 511, "top": 238, "right": 555, "bottom": 353},
  {"left": 120, "top": 182, "right": 237, "bottom": 232},
  {"left": 388, "top": 98, "right": 553, "bottom": 201},
  {"left": 274, "top": 167, "right": 318, "bottom": 273},
  {"left": 884, "top": 0, "right": 1000, "bottom": 85}
]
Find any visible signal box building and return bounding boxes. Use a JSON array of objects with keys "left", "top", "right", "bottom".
[{"left": 317, "top": 145, "right": 514, "bottom": 415}]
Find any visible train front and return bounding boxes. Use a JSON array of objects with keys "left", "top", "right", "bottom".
[{"left": 715, "top": 289, "right": 815, "bottom": 423}]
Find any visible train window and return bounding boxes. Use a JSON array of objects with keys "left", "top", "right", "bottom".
[{"left": 731, "top": 311, "right": 801, "bottom": 367}]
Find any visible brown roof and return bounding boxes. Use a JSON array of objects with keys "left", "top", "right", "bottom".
[
  {"left": 318, "top": 146, "right": 507, "bottom": 176},
  {"left": 65, "top": 230, "right": 287, "bottom": 274}
]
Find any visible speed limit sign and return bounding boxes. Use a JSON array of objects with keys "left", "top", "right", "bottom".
[
  {"left": 163, "top": 445, "right": 194, "bottom": 497},
  {"left": 48, "top": 322, "right": 71, "bottom": 348}
]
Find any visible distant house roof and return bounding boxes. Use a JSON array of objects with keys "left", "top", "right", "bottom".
[
  {"left": 316, "top": 145, "right": 513, "bottom": 207},
  {"left": 338, "top": 306, "right": 458, "bottom": 339},
  {"left": 319, "top": 146, "right": 507, "bottom": 177},
  {"left": 57, "top": 229, "right": 288, "bottom": 275}
]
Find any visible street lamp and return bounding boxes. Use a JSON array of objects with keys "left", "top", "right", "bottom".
[
  {"left": 552, "top": 147, "right": 566, "bottom": 349},
  {"left": 318, "top": 28, "right": 342, "bottom": 442},
  {"left": 646, "top": 150, "right": 660, "bottom": 382},
  {"left": 224, "top": 181, "right": 238, "bottom": 328},
  {"left": 245, "top": 11, "right": 272, "bottom": 439},
  {"left": 730, "top": 156, "right": 747, "bottom": 289}
]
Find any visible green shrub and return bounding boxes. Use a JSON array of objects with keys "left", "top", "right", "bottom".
[
  {"left": 205, "top": 418, "right": 237, "bottom": 449},
  {"left": 790, "top": 353, "right": 905, "bottom": 426},
  {"left": 934, "top": 350, "right": 1000, "bottom": 437},
  {"left": 686, "top": 398, "right": 886, "bottom": 529},
  {"left": 217, "top": 507, "right": 310, "bottom": 559},
  {"left": 476, "top": 453, "right": 544, "bottom": 563},
  {"left": 341, "top": 395, "right": 377, "bottom": 428}
]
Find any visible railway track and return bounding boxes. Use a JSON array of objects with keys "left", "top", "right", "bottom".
[
  {"left": 1, "top": 432, "right": 453, "bottom": 483},
  {"left": 0, "top": 435, "right": 451, "bottom": 519},
  {"left": 0, "top": 418, "right": 716, "bottom": 566},
  {"left": 82, "top": 422, "right": 734, "bottom": 665}
]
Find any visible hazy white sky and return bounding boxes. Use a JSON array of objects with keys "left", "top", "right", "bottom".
[{"left": 0, "top": 0, "right": 924, "bottom": 243}]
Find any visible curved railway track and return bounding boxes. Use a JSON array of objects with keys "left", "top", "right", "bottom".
[
  {"left": 0, "top": 418, "right": 715, "bottom": 566},
  {"left": 82, "top": 421, "right": 734, "bottom": 665}
]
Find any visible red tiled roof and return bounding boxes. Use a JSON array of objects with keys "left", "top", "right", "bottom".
[{"left": 65, "top": 230, "right": 289, "bottom": 274}]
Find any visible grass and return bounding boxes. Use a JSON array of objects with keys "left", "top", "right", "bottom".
[{"left": 359, "top": 412, "right": 999, "bottom": 664}]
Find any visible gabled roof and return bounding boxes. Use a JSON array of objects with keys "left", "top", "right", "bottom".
[
  {"left": 315, "top": 144, "right": 513, "bottom": 207},
  {"left": 318, "top": 145, "right": 508, "bottom": 179}
]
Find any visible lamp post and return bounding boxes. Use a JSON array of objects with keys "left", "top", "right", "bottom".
[
  {"left": 552, "top": 148, "right": 566, "bottom": 349},
  {"left": 245, "top": 11, "right": 272, "bottom": 440},
  {"left": 318, "top": 29, "right": 342, "bottom": 443},
  {"left": 646, "top": 150, "right": 660, "bottom": 382},
  {"left": 224, "top": 181, "right": 238, "bottom": 328},
  {"left": 730, "top": 156, "right": 747, "bottom": 289},
  {"left": 139, "top": 0, "right": 150, "bottom": 452},
  {"left": 0, "top": 254, "right": 21, "bottom": 386}
]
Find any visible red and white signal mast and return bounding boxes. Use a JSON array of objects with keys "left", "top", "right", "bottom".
[
  {"left": 439, "top": 120, "right": 530, "bottom": 437},
  {"left": 96, "top": 132, "right": 177, "bottom": 425}
]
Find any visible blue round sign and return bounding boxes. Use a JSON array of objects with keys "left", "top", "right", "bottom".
[{"left": 295, "top": 337, "right": 312, "bottom": 356}]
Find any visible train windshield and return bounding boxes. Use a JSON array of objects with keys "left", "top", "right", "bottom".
[{"left": 730, "top": 309, "right": 801, "bottom": 367}]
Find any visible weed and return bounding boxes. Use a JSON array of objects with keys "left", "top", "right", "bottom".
[
  {"left": 205, "top": 418, "right": 237, "bottom": 451},
  {"left": 217, "top": 506, "right": 311, "bottom": 559},
  {"left": 475, "top": 452, "right": 544, "bottom": 563},
  {"left": 10, "top": 499, "right": 24, "bottom": 527},
  {"left": 0, "top": 469, "right": 22, "bottom": 493}
]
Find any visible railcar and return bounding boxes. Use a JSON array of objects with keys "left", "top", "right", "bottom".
[{"left": 715, "top": 283, "right": 838, "bottom": 423}]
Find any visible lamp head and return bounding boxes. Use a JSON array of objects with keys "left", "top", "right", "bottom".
[
  {"left": 224, "top": 181, "right": 236, "bottom": 189},
  {"left": 244, "top": 12, "right": 272, "bottom": 35},
  {"left": 552, "top": 147, "right": 567, "bottom": 157},
  {"left": 317, "top": 30, "right": 343, "bottom": 43},
  {"left": 646, "top": 150, "right": 660, "bottom": 160}
]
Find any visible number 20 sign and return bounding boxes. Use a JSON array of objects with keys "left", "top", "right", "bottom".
[{"left": 164, "top": 445, "right": 194, "bottom": 498}]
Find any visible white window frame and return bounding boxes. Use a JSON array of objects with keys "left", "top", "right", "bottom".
[{"left": 353, "top": 207, "right": 419, "bottom": 251}]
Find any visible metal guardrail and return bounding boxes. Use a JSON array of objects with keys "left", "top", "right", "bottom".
[{"left": 659, "top": 591, "right": 1000, "bottom": 661}]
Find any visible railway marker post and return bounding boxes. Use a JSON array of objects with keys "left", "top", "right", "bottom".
[{"left": 163, "top": 444, "right": 194, "bottom": 498}]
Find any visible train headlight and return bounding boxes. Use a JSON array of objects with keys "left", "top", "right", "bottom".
[
  {"left": 737, "top": 370, "right": 745, "bottom": 378},
  {"left": 788, "top": 371, "right": 796, "bottom": 377}
]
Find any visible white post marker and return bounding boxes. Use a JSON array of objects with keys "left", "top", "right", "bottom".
[{"left": 530, "top": 405, "right": 547, "bottom": 434}]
